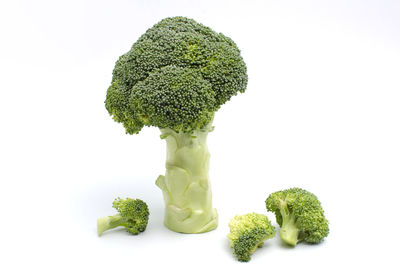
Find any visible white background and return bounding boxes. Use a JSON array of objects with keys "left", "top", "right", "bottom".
[{"left": 1, "top": 0, "right": 399, "bottom": 264}]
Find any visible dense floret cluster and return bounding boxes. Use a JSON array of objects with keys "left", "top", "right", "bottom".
[
  {"left": 228, "top": 213, "right": 276, "bottom": 262},
  {"left": 105, "top": 16, "right": 247, "bottom": 134}
]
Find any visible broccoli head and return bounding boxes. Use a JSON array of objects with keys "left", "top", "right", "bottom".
[
  {"left": 97, "top": 197, "right": 149, "bottom": 236},
  {"left": 104, "top": 16, "right": 247, "bottom": 234},
  {"left": 105, "top": 16, "right": 247, "bottom": 134},
  {"left": 265, "top": 188, "right": 329, "bottom": 246},
  {"left": 227, "top": 213, "right": 276, "bottom": 262}
]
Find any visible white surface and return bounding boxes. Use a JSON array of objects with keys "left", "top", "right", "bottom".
[{"left": 1, "top": 0, "right": 399, "bottom": 264}]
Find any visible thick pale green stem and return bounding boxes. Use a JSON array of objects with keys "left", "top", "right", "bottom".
[
  {"left": 280, "top": 209, "right": 300, "bottom": 246},
  {"left": 97, "top": 214, "right": 124, "bottom": 236},
  {"left": 156, "top": 124, "right": 218, "bottom": 233}
]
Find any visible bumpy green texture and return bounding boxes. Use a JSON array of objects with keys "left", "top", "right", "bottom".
[
  {"left": 104, "top": 16, "right": 247, "bottom": 233},
  {"left": 156, "top": 123, "right": 217, "bottom": 233},
  {"left": 265, "top": 188, "right": 329, "bottom": 246},
  {"left": 97, "top": 198, "right": 149, "bottom": 236},
  {"left": 105, "top": 16, "right": 247, "bottom": 134},
  {"left": 227, "top": 213, "right": 276, "bottom": 262}
]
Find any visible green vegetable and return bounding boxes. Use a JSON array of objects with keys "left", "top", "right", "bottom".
[
  {"left": 105, "top": 16, "right": 247, "bottom": 233},
  {"left": 227, "top": 213, "right": 276, "bottom": 262},
  {"left": 265, "top": 188, "right": 329, "bottom": 246},
  {"left": 97, "top": 198, "right": 149, "bottom": 236}
]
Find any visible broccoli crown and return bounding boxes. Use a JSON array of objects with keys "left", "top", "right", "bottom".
[
  {"left": 227, "top": 213, "right": 276, "bottom": 262},
  {"left": 265, "top": 188, "right": 329, "bottom": 245},
  {"left": 113, "top": 197, "right": 150, "bottom": 235},
  {"left": 105, "top": 16, "right": 248, "bottom": 134}
]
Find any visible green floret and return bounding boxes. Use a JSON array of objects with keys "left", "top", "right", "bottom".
[
  {"left": 97, "top": 198, "right": 149, "bottom": 236},
  {"left": 105, "top": 16, "right": 247, "bottom": 134},
  {"left": 265, "top": 188, "right": 329, "bottom": 246},
  {"left": 228, "top": 213, "right": 276, "bottom": 262},
  {"left": 130, "top": 65, "right": 216, "bottom": 133}
]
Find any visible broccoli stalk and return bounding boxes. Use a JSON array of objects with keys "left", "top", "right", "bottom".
[
  {"left": 105, "top": 17, "right": 247, "bottom": 233},
  {"left": 97, "top": 214, "right": 126, "bottom": 236},
  {"left": 277, "top": 200, "right": 301, "bottom": 246},
  {"left": 156, "top": 124, "right": 217, "bottom": 233}
]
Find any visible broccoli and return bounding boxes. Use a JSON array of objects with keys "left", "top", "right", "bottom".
[
  {"left": 227, "top": 213, "right": 276, "bottom": 262},
  {"left": 97, "top": 197, "right": 149, "bottom": 236},
  {"left": 105, "top": 16, "right": 247, "bottom": 233},
  {"left": 265, "top": 188, "right": 329, "bottom": 246}
]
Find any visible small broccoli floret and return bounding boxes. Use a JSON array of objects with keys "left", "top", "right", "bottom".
[
  {"left": 265, "top": 188, "right": 329, "bottom": 246},
  {"left": 227, "top": 213, "right": 276, "bottom": 262},
  {"left": 97, "top": 197, "right": 149, "bottom": 236}
]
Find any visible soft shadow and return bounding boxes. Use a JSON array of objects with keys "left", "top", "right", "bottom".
[{"left": 279, "top": 239, "right": 296, "bottom": 249}]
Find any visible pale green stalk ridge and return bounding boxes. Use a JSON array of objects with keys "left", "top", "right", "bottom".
[
  {"left": 278, "top": 204, "right": 300, "bottom": 246},
  {"left": 156, "top": 124, "right": 218, "bottom": 233}
]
